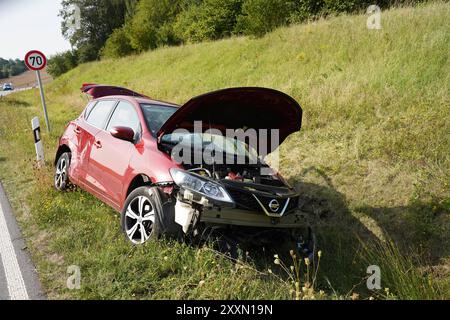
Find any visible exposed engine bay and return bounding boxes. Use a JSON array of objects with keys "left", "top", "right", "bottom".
[{"left": 184, "top": 163, "right": 286, "bottom": 187}]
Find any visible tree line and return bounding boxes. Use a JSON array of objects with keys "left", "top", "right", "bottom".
[
  {"left": 0, "top": 58, "right": 27, "bottom": 79},
  {"left": 48, "top": 0, "right": 426, "bottom": 77}
]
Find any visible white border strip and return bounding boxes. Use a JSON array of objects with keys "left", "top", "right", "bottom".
[{"left": 0, "top": 197, "right": 29, "bottom": 300}]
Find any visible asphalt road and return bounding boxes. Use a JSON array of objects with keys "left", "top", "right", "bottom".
[
  {"left": 0, "top": 182, "right": 45, "bottom": 300},
  {"left": 0, "top": 87, "right": 33, "bottom": 97},
  {"left": 0, "top": 90, "right": 13, "bottom": 97}
]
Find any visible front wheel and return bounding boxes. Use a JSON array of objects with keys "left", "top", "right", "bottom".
[{"left": 54, "top": 152, "right": 71, "bottom": 191}]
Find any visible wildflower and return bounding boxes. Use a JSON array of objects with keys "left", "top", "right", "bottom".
[
  {"left": 304, "top": 257, "right": 310, "bottom": 266},
  {"left": 289, "top": 250, "right": 295, "bottom": 257},
  {"left": 274, "top": 254, "right": 279, "bottom": 259},
  {"left": 290, "top": 265, "right": 294, "bottom": 272},
  {"left": 318, "top": 250, "right": 322, "bottom": 258},
  {"left": 268, "top": 268, "right": 273, "bottom": 274},
  {"left": 274, "top": 258, "right": 281, "bottom": 265},
  {"left": 297, "top": 52, "right": 306, "bottom": 61}
]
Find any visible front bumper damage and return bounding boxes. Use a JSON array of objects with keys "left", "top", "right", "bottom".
[{"left": 172, "top": 183, "right": 310, "bottom": 234}]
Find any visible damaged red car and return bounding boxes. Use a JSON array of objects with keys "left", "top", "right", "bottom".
[{"left": 54, "top": 84, "right": 314, "bottom": 256}]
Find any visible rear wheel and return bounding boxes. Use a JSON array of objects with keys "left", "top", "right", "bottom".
[{"left": 54, "top": 152, "right": 71, "bottom": 191}]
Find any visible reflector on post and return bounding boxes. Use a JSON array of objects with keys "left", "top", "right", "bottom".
[{"left": 31, "top": 117, "right": 44, "bottom": 164}]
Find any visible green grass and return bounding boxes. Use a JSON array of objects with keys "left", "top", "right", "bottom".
[{"left": 0, "top": 2, "right": 449, "bottom": 299}]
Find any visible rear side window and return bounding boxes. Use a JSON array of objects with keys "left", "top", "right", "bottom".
[
  {"left": 84, "top": 101, "right": 97, "bottom": 119},
  {"left": 106, "top": 101, "right": 141, "bottom": 134},
  {"left": 86, "top": 100, "right": 116, "bottom": 129}
]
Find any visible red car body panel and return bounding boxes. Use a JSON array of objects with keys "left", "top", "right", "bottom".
[
  {"left": 57, "top": 85, "right": 302, "bottom": 212},
  {"left": 58, "top": 93, "right": 182, "bottom": 211}
]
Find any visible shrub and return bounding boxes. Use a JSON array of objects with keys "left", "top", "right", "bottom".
[
  {"left": 235, "top": 0, "right": 294, "bottom": 37},
  {"left": 173, "top": 0, "right": 243, "bottom": 43},
  {"left": 47, "top": 50, "right": 79, "bottom": 78},
  {"left": 101, "top": 27, "right": 135, "bottom": 59},
  {"left": 126, "top": 0, "right": 183, "bottom": 52}
]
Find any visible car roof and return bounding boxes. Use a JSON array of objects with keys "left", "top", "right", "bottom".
[
  {"left": 94, "top": 95, "right": 180, "bottom": 108},
  {"left": 81, "top": 84, "right": 179, "bottom": 108}
]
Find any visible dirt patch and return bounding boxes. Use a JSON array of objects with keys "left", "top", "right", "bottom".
[{"left": 1, "top": 69, "right": 52, "bottom": 89}]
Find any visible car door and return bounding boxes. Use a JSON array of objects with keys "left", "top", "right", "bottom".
[
  {"left": 88, "top": 100, "right": 142, "bottom": 208},
  {"left": 77, "top": 99, "right": 117, "bottom": 197},
  {"left": 68, "top": 101, "right": 96, "bottom": 183}
]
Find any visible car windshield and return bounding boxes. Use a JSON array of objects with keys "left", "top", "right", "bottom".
[
  {"left": 140, "top": 103, "right": 178, "bottom": 136},
  {"left": 161, "top": 132, "right": 260, "bottom": 164}
]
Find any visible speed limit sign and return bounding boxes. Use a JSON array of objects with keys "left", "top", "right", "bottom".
[
  {"left": 25, "top": 50, "right": 50, "bottom": 131},
  {"left": 25, "top": 50, "right": 47, "bottom": 71}
]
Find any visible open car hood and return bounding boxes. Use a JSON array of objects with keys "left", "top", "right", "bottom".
[{"left": 157, "top": 87, "right": 302, "bottom": 153}]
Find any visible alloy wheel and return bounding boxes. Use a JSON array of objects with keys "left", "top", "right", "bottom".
[
  {"left": 55, "top": 157, "right": 68, "bottom": 189},
  {"left": 124, "top": 195, "right": 155, "bottom": 244}
]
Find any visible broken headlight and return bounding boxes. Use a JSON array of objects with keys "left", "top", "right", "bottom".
[{"left": 170, "top": 168, "right": 234, "bottom": 203}]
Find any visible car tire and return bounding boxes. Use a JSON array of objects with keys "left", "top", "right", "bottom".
[
  {"left": 54, "top": 152, "right": 71, "bottom": 191},
  {"left": 120, "top": 186, "right": 181, "bottom": 244}
]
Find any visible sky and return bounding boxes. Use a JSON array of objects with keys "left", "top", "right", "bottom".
[{"left": 0, "top": 0, "right": 72, "bottom": 60}]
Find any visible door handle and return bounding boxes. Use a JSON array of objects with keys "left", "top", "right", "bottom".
[
  {"left": 74, "top": 127, "right": 81, "bottom": 134},
  {"left": 94, "top": 140, "right": 102, "bottom": 148}
]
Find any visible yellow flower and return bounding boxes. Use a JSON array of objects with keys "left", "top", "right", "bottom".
[
  {"left": 297, "top": 52, "right": 306, "bottom": 61},
  {"left": 318, "top": 250, "right": 322, "bottom": 258},
  {"left": 304, "top": 257, "right": 310, "bottom": 266}
]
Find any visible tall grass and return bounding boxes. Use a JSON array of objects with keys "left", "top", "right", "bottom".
[{"left": 361, "top": 238, "right": 445, "bottom": 299}]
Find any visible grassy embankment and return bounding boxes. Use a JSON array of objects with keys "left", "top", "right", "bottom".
[{"left": 0, "top": 2, "right": 448, "bottom": 299}]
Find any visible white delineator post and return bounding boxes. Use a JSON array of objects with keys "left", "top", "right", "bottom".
[{"left": 31, "top": 117, "right": 44, "bottom": 164}]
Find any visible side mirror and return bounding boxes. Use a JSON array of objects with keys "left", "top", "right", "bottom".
[{"left": 110, "top": 126, "right": 135, "bottom": 143}]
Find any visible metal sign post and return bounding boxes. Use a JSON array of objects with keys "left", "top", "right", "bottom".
[
  {"left": 24, "top": 50, "right": 50, "bottom": 132},
  {"left": 35, "top": 70, "right": 50, "bottom": 132}
]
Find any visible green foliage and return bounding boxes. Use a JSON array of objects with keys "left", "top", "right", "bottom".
[
  {"left": 101, "top": 28, "right": 135, "bottom": 59},
  {"left": 60, "top": 0, "right": 136, "bottom": 62},
  {"left": 56, "top": 0, "right": 432, "bottom": 73},
  {"left": 236, "top": 0, "right": 294, "bottom": 36},
  {"left": 0, "top": 58, "right": 27, "bottom": 79},
  {"left": 125, "top": 0, "right": 185, "bottom": 52},
  {"left": 47, "top": 51, "right": 79, "bottom": 78},
  {"left": 173, "top": 0, "right": 243, "bottom": 42}
]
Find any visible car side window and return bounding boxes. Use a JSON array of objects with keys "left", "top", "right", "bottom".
[
  {"left": 84, "top": 101, "right": 97, "bottom": 119},
  {"left": 86, "top": 100, "right": 116, "bottom": 129},
  {"left": 106, "top": 101, "right": 141, "bottom": 137}
]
